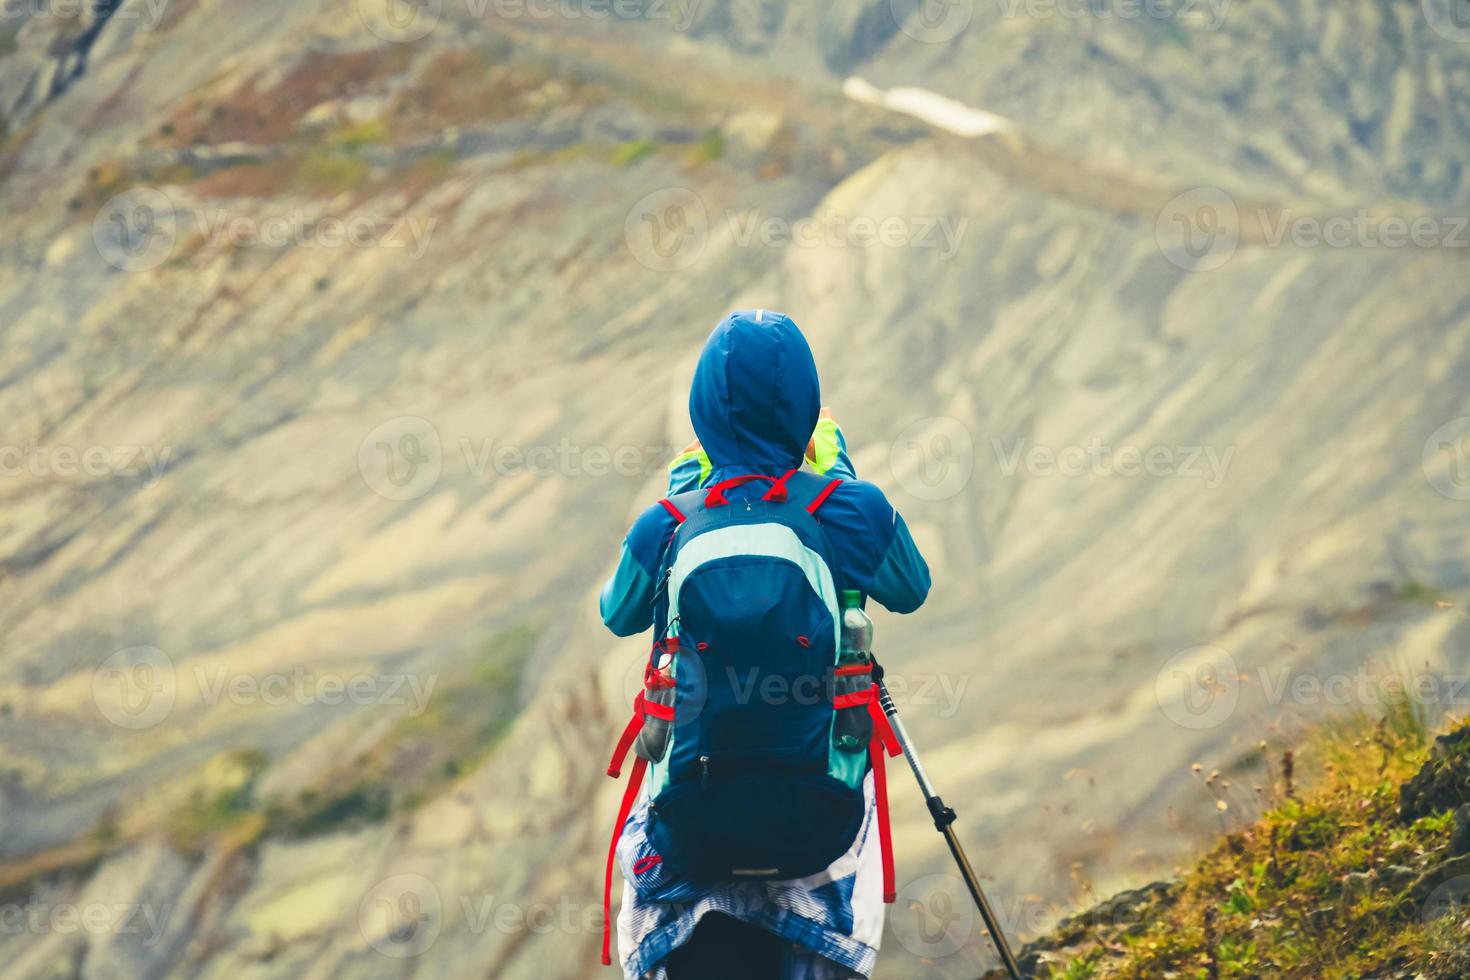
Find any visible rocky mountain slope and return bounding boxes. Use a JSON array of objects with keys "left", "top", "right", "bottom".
[{"left": 1, "top": 1, "right": 1469, "bottom": 977}]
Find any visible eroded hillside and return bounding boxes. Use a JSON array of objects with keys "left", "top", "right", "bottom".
[{"left": 1, "top": 2, "right": 1468, "bottom": 978}]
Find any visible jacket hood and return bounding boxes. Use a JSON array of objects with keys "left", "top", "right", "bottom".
[{"left": 689, "top": 310, "right": 820, "bottom": 473}]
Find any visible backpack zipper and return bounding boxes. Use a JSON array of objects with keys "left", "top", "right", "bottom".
[{"left": 699, "top": 755, "right": 711, "bottom": 789}]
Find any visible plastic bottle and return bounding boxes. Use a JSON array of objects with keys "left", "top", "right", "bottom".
[
  {"left": 636, "top": 638, "right": 677, "bottom": 762},
  {"left": 832, "top": 591, "right": 874, "bottom": 753},
  {"left": 839, "top": 590, "right": 873, "bottom": 664}
]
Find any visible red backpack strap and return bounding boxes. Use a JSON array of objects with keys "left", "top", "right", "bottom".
[
  {"left": 867, "top": 698, "right": 901, "bottom": 904},
  {"left": 763, "top": 467, "right": 798, "bottom": 502},
  {"left": 602, "top": 676, "right": 679, "bottom": 965},
  {"left": 658, "top": 498, "right": 686, "bottom": 523},
  {"left": 704, "top": 469, "right": 798, "bottom": 507},
  {"left": 602, "top": 756, "right": 648, "bottom": 965},
  {"left": 832, "top": 685, "right": 900, "bottom": 904},
  {"left": 807, "top": 478, "right": 842, "bottom": 515}
]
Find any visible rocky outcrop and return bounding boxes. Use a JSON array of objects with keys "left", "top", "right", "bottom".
[{"left": 1401, "top": 728, "right": 1470, "bottom": 824}]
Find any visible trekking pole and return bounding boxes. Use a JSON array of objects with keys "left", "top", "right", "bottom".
[{"left": 871, "top": 661, "right": 1025, "bottom": 980}]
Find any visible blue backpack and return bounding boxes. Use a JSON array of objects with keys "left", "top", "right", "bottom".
[{"left": 601, "top": 468, "right": 899, "bottom": 965}]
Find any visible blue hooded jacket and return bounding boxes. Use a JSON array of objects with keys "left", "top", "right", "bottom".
[{"left": 600, "top": 310, "right": 931, "bottom": 635}]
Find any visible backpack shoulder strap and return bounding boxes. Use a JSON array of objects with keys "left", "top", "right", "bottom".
[
  {"left": 806, "top": 477, "right": 842, "bottom": 515},
  {"left": 780, "top": 471, "right": 842, "bottom": 516}
]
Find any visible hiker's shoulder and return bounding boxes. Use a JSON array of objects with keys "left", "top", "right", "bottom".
[
  {"left": 822, "top": 478, "right": 898, "bottom": 522},
  {"left": 625, "top": 497, "right": 681, "bottom": 545}
]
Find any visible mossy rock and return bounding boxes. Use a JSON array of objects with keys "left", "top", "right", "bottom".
[{"left": 1400, "top": 726, "right": 1470, "bottom": 823}]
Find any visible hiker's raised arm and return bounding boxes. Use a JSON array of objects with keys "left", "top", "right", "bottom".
[
  {"left": 805, "top": 411, "right": 857, "bottom": 481},
  {"left": 868, "top": 510, "right": 930, "bottom": 614},
  {"left": 666, "top": 439, "right": 711, "bottom": 495},
  {"left": 828, "top": 484, "right": 931, "bottom": 615},
  {"left": 599, "top": 505, "right": 674, "bottom": 636},
  {"left": 599, "top": 541, "right": 654, "bottom": 636}
]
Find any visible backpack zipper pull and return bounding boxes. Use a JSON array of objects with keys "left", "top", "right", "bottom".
[{"left": 700, "top": 755, "right": 711, "bottom": 789}]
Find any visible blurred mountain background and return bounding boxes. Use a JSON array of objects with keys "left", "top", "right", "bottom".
[{"left": 2, "top": 0, "right": 1470, "bottom": 976}]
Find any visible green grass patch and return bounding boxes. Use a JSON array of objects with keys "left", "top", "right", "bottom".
[
  {"left": 1393, "top": 580, "right": 1448, "bottom": 607},
  {"left": 1033, "top": 713, "right": 1470, "bottom": 979},
  {"left": 267, "top": 623, "right": 536, "bottom": 839},
  {"left": 612, "top": 138, "right": 659, "bottom": 167},
  {"left": 292, "top": 148, "right": 371, "bottom": 195},
  {"left": 687, "top": 128, "right": 725, "bottom": 166},
  {"left": 330, "top": 117, "right": 390, "bottom": 152},
  {"left": 167, "top": 749, "right": 270, "bottom": 853}
]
